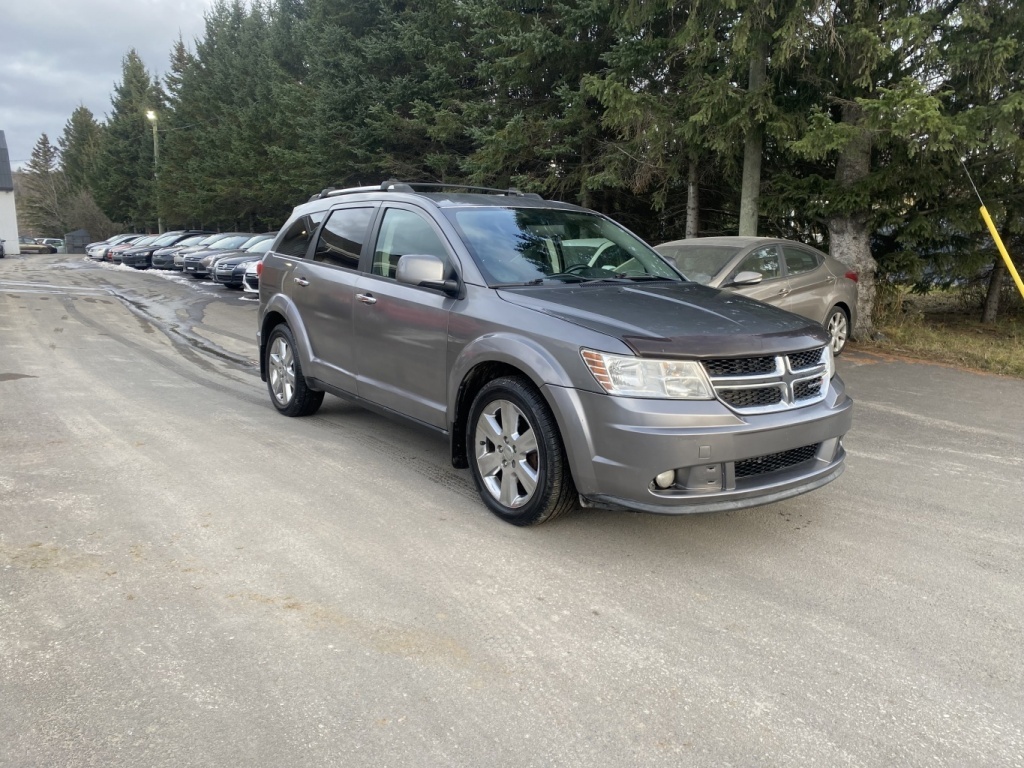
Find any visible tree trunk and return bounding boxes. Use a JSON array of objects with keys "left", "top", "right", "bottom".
[
  {"left": 686, "top": 158, "right": 699, "bottom": 238},
  {"left": 828, "top": 102, "right": 875, "bottom": 338},
  {"left": 981, "top": 257, "right": 1004, "bottom": 324},
  {"left": 738, "top": 39, "right": 767, "bottom": 237}
]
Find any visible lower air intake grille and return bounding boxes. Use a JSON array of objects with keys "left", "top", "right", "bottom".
[{"left": 735, "top": 444, "right": 819, "bottom": 479}]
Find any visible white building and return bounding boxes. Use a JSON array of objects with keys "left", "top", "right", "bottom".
[{"left": 0, "top": 131, "right": 21, "bottom": 255}]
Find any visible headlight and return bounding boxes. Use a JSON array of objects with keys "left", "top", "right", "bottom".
[
  {"left": 581, "top": 349, "right": 714, "bottom": 399},
  {"left": 823, "top": 343, "right": 835, "bottom": 380}
]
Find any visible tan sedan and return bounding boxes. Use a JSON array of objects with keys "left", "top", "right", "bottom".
[{"left": 656, "top": 236, "right": 859, "bottom": 354}]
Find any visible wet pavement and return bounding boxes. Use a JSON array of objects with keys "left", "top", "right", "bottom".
[{"left": 1, "top": 251, "right": 1022, "bottom": 767}]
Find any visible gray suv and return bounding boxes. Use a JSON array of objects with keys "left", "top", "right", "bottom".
[{"left": 258, "top": 182, "right": 852, "bottom": 525}]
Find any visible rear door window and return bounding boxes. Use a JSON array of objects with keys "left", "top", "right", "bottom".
[
  {"left": 783, "top": 246, "right": 822, "bottom": 276},
  {"left": 276, "top": 211, "right": 326, "bottom": 258},
  {"left": 313, "top": 207, "right": 375, "bottom": 269}
]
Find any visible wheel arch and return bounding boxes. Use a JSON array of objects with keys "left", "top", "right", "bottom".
[
  {"left": 448, "top": 335, "right": 578, "bottom": 470},
  {"left": 258, "top": 295, "right": 313, "bottom": 383}
]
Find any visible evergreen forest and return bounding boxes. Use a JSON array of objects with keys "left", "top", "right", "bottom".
[{"left": 17, "top": 0, "right": 1024, "bottom": 330}]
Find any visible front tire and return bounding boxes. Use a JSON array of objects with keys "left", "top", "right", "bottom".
[
  {"left": 467, "top": 377, "right": 577, "bottom": 526},
  {"left": 825, "top": 306, "right": 850, "bottom": 356},
  {"left": 266, "top": 324, "right": 324, "bottom": 417}
]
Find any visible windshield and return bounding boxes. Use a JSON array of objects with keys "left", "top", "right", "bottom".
[
  {"left": 244, "top": 238, "right": 275, "bottom": 254},
  {"left": 654, "top": 244, "right": 741, "bottom": 285},
  {"left": 152, "top": 233, "right": 186, "bottom": 246},
  {"left": 208, "top": 235, "right": 252, "bottom": 249},
  {"left": 444, "top": 207, "right": 681, "bottom": 285}
]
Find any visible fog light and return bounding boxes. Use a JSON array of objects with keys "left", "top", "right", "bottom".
[{"left": 654, "top": 470, "right": 676, "bottom": 489}]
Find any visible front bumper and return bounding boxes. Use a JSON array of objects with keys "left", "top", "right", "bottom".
[{"left": 546, "top": 377, "right": 853, "bottom": 514}]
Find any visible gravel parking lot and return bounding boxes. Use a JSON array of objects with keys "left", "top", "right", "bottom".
[{"left": 1, "top": 252, "right": 1022, "bottom": 767}]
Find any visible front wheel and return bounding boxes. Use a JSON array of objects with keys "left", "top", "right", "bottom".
[
  {"left": 265, "top": 324, "right": 324, "bottom": 417},
  {"left": 467, "top": 377, "right": 577, "bottom": 526},
  {"left": 825, "top": 306, "right": 850, "bottom": 356}
]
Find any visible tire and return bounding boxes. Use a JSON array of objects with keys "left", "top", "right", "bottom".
[
  {"left": 825, "top": 305, "right": 850, "bottom": 356},
  {"left": 265, "top": 324, "right": 324, "bottom": 417},
  {"left": 466, "top": 376, "right": 577, "bottom": 526}
]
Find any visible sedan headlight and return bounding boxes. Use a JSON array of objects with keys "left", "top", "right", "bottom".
[{"left": 581, "top": 349, "right": 714, "bottom": 399}]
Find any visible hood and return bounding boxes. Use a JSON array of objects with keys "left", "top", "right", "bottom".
[
  {"left": 216, "top": 251, "right": 259, "bottom": 266},
  {"left": 497, "top": 281, "right": 828, "bottom": 357}
]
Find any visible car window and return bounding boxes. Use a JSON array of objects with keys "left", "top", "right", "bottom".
[
  {"left": 310, "top": 207, "right": 374, "bottom": 269},
  {"left": 736, "top": 246, "right": 781, "bottom": 280},
  {"left": 445, "top": 207, "right": 679, "bottom": 285},
  {"left": 208, "top": 235, "right": 253, "bottom": 250},
  {"left": 276, "top": 212, "right": 327, "bottom": 258},
  {"left": 372, "top": 208, "right": 451, "bottom": 279},
  {"left": 783, "top": 246, "right": 821, "bottom": 276},
  {"left": 655, "top": 244, "right": 740, "bottom": 285}
]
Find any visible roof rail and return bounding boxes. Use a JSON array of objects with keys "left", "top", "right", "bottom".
[
  {"left": 390, "top": 182, "right": 544, "bottom": 199},
  {"left": 308, "top": 180, "right": 544, "bottom": 201}
]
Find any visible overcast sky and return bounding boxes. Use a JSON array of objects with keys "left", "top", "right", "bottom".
[{"left": 1, "top": 0, "right": 217, "bottom": 170}]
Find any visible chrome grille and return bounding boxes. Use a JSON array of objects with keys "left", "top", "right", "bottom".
[
  {"left": 789, "top": 348, "right": 823, "bottom": 370},
  {"left": 701, "top": 346, "right": 829, "bottom": 414},
  {"left": 703, "top": 356, "right": 777, "bottom": 376},
  {"left": 718, "top": 387, "right": 782, "bottom": 409},
  {"left": 794, "top": 379, "right": 823, "bottom": 400}
]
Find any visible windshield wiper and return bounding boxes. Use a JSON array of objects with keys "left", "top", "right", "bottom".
[
  {"left": 523, "top": 273, "right": 590, "bottom": 285},
  {"left": 612, "top": 274, "right": 678, "bottom": 282}
]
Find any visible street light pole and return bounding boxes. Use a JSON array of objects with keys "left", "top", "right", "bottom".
[{"left": 146, "top": 110, "right": 163, "bottom": 234}]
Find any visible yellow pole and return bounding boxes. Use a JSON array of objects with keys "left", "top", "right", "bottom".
[{"left": 980, "top": 206, "right": 1024, "bottom": 301}]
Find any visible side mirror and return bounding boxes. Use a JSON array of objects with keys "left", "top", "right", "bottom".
[
  {"left": 728, "top": 270, "right": 764, "bottom": 286},
  {"left": 396, "top": 254, "right": 460, "bottom": 296}
]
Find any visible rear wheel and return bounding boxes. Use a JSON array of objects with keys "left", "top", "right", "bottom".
[
  {"left": 467, "top": 376, "right": 576, "bottom": 526},
  {"left": 266, "top": 324, "right": 324, "bottom": 417},
  {"left": 825, "top": 306, "right": 850, "bottom": 356}
]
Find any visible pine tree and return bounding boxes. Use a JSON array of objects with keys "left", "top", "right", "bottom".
[
  {"left": 776, "top": 0, "right": 1024, "bottom": 331},
  {"left": 20, "top": 134, "right": 70, "bottom": 236},
  {"left": 92, "top": 50, "right": 161, "bottom": 230},
  {"left": 58, "top": 106, "right": 103, "bottom": 193}
]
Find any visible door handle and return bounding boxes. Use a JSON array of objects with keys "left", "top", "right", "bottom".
[
  {"left": 356, "top": 293, "right": 377, "bottom": 305},
  {"left": 293, "top": 277, "right": 309, "bottom": 287}
]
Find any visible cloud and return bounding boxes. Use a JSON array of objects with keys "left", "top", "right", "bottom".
[{"left": 0, "top": 0, "right": 215, "bottom": 168}]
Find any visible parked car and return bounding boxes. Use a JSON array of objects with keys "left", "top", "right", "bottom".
[
  {"left": 0, "top": 239, "right": 5, "bottom": 258},
  {"left": 242, "top": 260, "right": 260, "bottom": 293},
  {"left": 200, "top": 234, "right": 273, "bottom": 276},
  {"left": 150, "top": 234, "right": 210, "bottom": 269},
  {"left": 258, "top": 181, "right": 852, "bottom": 526},
  {"left": 655, "top": 237, "right": 859, "bottom": 355},
  {"left": 88, "top": 234, "right": 143, "bottom": 261},
  {"left": 169, "top": 233, "right": 238, "bottom": 270},
  {"left": 121, "top": 231, "right": 210, "bottom": 269},
  {"left": 17, "top": 236, "right": 55, "bottom": 254},
  {"left": 36, "top": 238, "right": 64, "bottom": 251},
  {"left": 211, "top": 235, "right": 277, "bottom": 288},
  {"left": 109, "top": 235, "right": 159, "bottom": 263},
  {"left": 182, "top": 234, "right": 259, "bottom": 278}
]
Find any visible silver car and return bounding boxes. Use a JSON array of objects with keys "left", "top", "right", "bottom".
[
  {"left": 258, "top": 183, "right": 852, "bottom": 525},
  {"left": 655, "top": 237, "right": 859, "bottom": 354}
]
